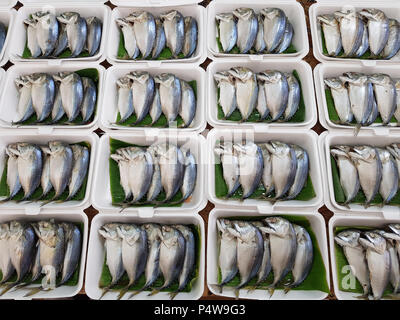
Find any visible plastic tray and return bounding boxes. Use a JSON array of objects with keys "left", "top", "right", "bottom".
[
  {"left": 110, "top": 0, "right": 202, "bottom": 6},
  {"left": 0, "top": 8, "right": 16, "bottom": 67}
]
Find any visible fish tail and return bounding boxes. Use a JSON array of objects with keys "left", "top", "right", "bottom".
[
  {"left": 246, "top": 285, "right": 258, "bottom": 293},
  {"left": 0, "top": 197, "right": 11, "bottom": 203},
  {"left": 117, "top": 286, "right": 130, "bottom": 300},
  {"left": 168, "top": 291, "right": 179, "bottom": 300},
  {"left": 127, "top": 290, "right": 142, "bottom": 299},
  {"left": 355, "top": 293, "right": 369, "bottom": 300},
  {"left": 147, "top": 289, "right": 160, "bottom": 296},
  {"left": 234, "top": 288, "right": 240, "bottom": 299},
  {"left": 0, "top": 283, "right": 17, "bottom": 296},
  {"left": 23, "top": 286, "right": 44, "bottom": 298},
  {"left": 283, "top": 286, "right": 291, "bottom": 294},
  {"left": 99, "top": 287, "right": 110, "bottom": 300},
  {"left": 385, "top": 293, "right": 400, "bottom": 300}
]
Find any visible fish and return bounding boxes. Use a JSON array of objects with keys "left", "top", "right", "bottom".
[
  {"left": 117, "top": 224, "right": 147, "bottom": 299},
  {"left": 259, "top": 217, "right": 297, "bottom": 290},
  {"left": 394, "top": 81, "right": 400, "bottom": 124},
  {"left": 179, "top": 148, "right": 197, "bottom": 203},
  {"left": 260, "top": 8, "right": 287, "bottom": 53},
  {"left": 228, "top": 67, "right": 258, "bottom": 121},
  {"left": 257, "top": 71, "right": 289, "bottom": 121},
  {"left": 286, "top": 145, "right": 309, "bottom": 200},
  {"left": 283, "top": 73, "right": 300, "bottom": 121},
  {"left": 116, "top": 18, "right": 139, "bottom": 59},
  {"left": 349, "top": 146, "right": 382, "bottom": 206},
  {"left": 331, "top": 146, "right": 360, "bottom": 204},
  {"left": 285, "top": 225, "right": 313, "bottom": 291},
  {"left": 339, "top": 72, "right": 373, "bottom": 126},
  {"left": 251, "top": 221, "right": 271, "bottom": 286},
  {"left": 256, "top": 79, "right": 269, "bottom": 121},
  {"left": 7, "top": 143, "right": 42, "bottom": 201},
  {"left": 232, "top": 8, "right": 258, "bottom": 54},
  {"left": 148, "top": 85, "right": 162, "bottom": 126},
  {"left": 53, "top": 72, "right": 83, "bottom": 123},
  {"left": 216, "top": 219, "right": 238, "bottom": 288},
  {"left": 324, "top": 78, "right": 353, "bottom": 124},
  {"left": 260, "top": 144, "right": 274, "bottom": 195},
  {"left": 160, "top": 10, "right": 184, "bottom": 57},
  {"left": 80, "top": 77, "right": 97, "bottom": 124},
  {"left": 86, "top": 17, "right": 102, "bottom": 57},
  {"left": 154, "top": 74, "right": 181, "bottom": 125},
  {"left": 146, "top": 145, "right": 162, "bottom": 202},
  {"left": 266, "top": 141, "right": 297, "bottom": 199},
  {"left": 59, "top": 223, "right": 81, "bottom": 286},
  {"left": 116, "top": 76, "right": 134, "bottom": 123},
  {"left": 318, "top": 14, "right": 342, "bottom": 56},
  {"left": 152, "top": 18, "right": 166, "bottom": 59},
  {"left": 355, "top": 21, "right": 369, "bottom": 58},
  {"left": 365, "top": 95, "right": 379, "bottom": 126},
  {"left": 334, "top": 10, "right": 364, "bottom": 57},
  {"left": 67, "top": 145, "right": 89, "bottom": 201},
  {"left": 376, "top": 148, "right": 398, "bottom": 204},
  {"left": 214, "top": 142, "right": 240, "bottom": 197},
  {"left": 274, "top": 21, "right": 293, "bottom": 54},
  {"left": 98, "top": 224, "right": 124, "bottom": 296},
  {"left": 28, "top": 73, "right": 55, "bottom": 123},
  {"left": 110, "top": 152, "right": 132, "bottom": 202},
  {"left": 387, "top": 224, "right": 400, "bottom": 260},
  {"left": 182, "top": 16, "right": 197, "bottom": 58},
  {"left": 382, "top": 19, "right": 400, "bottom": 60},
  {"left": 24, "top": 18, "right": 42, "bottom": 58},
  {"left": 359, "top": 231, "right": 391, "bottom": 300},
  {"left": 4, "top": 144, "right": 22, "bottom": 200},
  {"left": 179, "top": 80, "right": 196, "bottom": 128},
  {"left": 43, "top": 141, "right": 74, "bottom": 201},
  {"left": 215, "top": 13, "right": 237, "bottom": 53},
  {"left": 254, "top": 14, "right": 266, "bottom": 53},
  {"left": 32, "top": 12, "right": 59, "bottom": 57},
  {"left": 0, "top": 23, "right": 4, "bottom": 54},
  {"left": 52, "top": 22, "right": 68, "bottom": 57},
  {"left": 126, "top": 11, "right": 156, "bottom": 59},
  {"left": 387, "top": 144, "right": 400, "bottom": 181},
  {"left": 14, "top": 76, "right": 34, "bottom": 124},
  {"left": 233, "top": 142, "right": 263, "bottom": 199},
  {"left": 57, "top": 12, "right": 87, "bottom": 58},
  {"left": 359, "top": 9, "right": 389, "bottom": 57},
  {"left": 228, "top": 221, "right": 263, "bottom": 293},
  {"left": 0, "top": 224, "right": 14, "bottom": 283},
  {"left": 335, "top": 230, "right": 370, "bottom": 296},
  {"left": 369, "top": 74, "right": 396, "bottom": 125},
  {"left": 40, "top": 148, "right": 52, "bottom": 198},
  {"left": 127, "top": 72, "right": 154, "bottom": 125},
  {"left": 51, "top": 83, "right": 65, "bottom": 124},
  {"left": 214, "top": 71, "right": 237, "bottom": 119}
]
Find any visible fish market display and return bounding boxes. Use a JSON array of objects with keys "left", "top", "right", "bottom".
[
  {"left": 0, "top": 141, "right": 90, "bottom": 204},
  {"left": 216, "top": 217, "right": 314, "bottom": 296},
  {"left": 330, "top": 144, "right": 400, "bottom": 207},
  {"left": 215, "top": 68, "right": 301, "bottom": 123},
  {"left": 98, "top": 222, "right": 198, "bottom": 299},
  {"left": 335, "top": 224, "right": 400, "bottom": 300},
  {"left": 318, "top": 9, "right": 400, "bottom": 60},
  {"left": 110, "top": 142, "right": 196, "bottom": 206},
  {"left": 23, "top": 11, "right": 102, "bottom": 59},
  {"left": 325, "top": 72, "right": 399, "bottom": 129},
  {"left": 214, "top": 141, "right": 309, "bottom": 201},
  {"left": 117, "top": 10, "right": 198, "bottom": 60},
  {"left": 216, "top": 8, "right": 295, "bottom": 54},
  {"left": 114, "top": 72, "right": 196, "bottom": 128},
  {"left": 9, "top": 71, "right": 98, "bottom": 126},
  {"left": 0, "top": 219, "right": 82, "bottom": 297}
]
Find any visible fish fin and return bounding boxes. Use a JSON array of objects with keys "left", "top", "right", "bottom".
[
  {"left": 234, "top": 288, "right": 240, "bottom": 299},
  {"left": 168, "top": 291, "right": 179, "bottom": 300},
  {"left": 23, "top": 286, "right": 44, "bottom": 298},
  {"left": 0, "top": 283, "right": 17, "bottom": 296},
  {"left": 246, "top": 285, "right": 258, "bottom": 293},
  {"left": 267, "top": 287, "right": 275, "bottom": 298},
  {"left": 99, "top": 287, "right": 110, "bottom": 300},
  {"left": 283, "top": 286, "right": 291, "bottom": 294},
  {"left": 0, "top": 197, "right": 11, "bottom": 204},
  {"left": 148, "top": 289, "right": 160, "bottom": 296},
  {"left": 117, "top": 286, "right": 130, "bottom": 300},
  {"left": 127, "top": 290, "right": 141, "bottom": 299},
  {"left": 385, "top": 293, "right": 400, "bottom": 300},
  {"left": 354, "top": 293, "right": 369, "bottom": 300}
]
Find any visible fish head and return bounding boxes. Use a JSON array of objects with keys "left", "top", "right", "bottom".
[
  {"left": 0, "top": 223, "right": 9, "bottom": 240},
  {"left": 117, "top": 224, "right": 141, "bottom": 245},
  {"left": 27, "top": 73, "right": 48, "bottom": 85},
  {"left": 71, "top": 144, "right": 88, "bottom": 159},
  {"left": 260, "top": 144, "right": 272, "bottom": 161},
  {"left": 232, "top": 8, "right": 255, "bottom": 21},
  {"left": 172, "top": 225, "right": 191, "bottom": 238},
  {"left": 233, "top": 142, "right": 259, "bottom": 156},
  {"left": 216, "top": 219, "right": 233, "bottom": 234},
  {"left": 15, "top": 75, "right": 32, "bottom": 89},
  {"left": 388, "top": 224, "right": 400, "bottom": 236},
  {"left": 334, "top": 229, "right": 362, "bottom": 248},
  {"left": 8, "top": 221, "right": 26, "bottom": 241},
  {"left": 53, "top": 72, "right": 80, "bottom": 85},
  {"left": 160, "top": 225, "right": 180, "bottom": 244},
  {"left": 87, "top": 16, "right": 100, "bottom": 26},
  {"left": 317, "top": 14, "right": 339, "bottom": 26},
  {"left": 215, "top": 12, "right": 235, "bottom": 23},
  {"left": 257, "top": 71, "right": 284, "bottom": 84},
  {"left": 142, "top": 223, "right": 162, "bottom": 241},
  {"left": 262, "top": 217, "right": 292, "bottom": 238},
  {"left": 334, "top": 10, "right": 357, "bottom": 21},
  {"left": 110, "top": 153, "right": 126, "bottom": 163},
  {"left": 154, "top": 74, "right": 176, "bottom": 88},
  {"left": 127, "top": 71, "right": 151, "bottom": 84},
  {"left": 160, "top": 10, "right": 182, "bottom": 22},
  {"left": 48, "top": 141, "right": 69, "bottom": 155},
  {"left": 265, "top": 141, "right": 291, "bottom": 158},
  {"left": 349, "top": 146, "right": 376, "bottom": 163},
  {"left": 15, "top": 143, "right": 39, "bottom": 160},
  {"left": 32, "top": 220, "right": 61, "bottom": 248},
  {"left": 5, "top": 143, "right": 19, "bottom": 158},
  {"left": 228, "top": 67, "right": 254, "bottom": 83},
  {"left": 324, "top": 78, "right": 345, "bottom": 90},
  {"left": 359, "top": 231, "right": 387, "bottom": 254},
  {"left": 291, "top": 145, "right": 306, "bottom": 159},
  {"left": 116, "top": 18, "right": 131, "bottom": 29},
  {"left": 116, "top": 76, "right": 132, "bottom": 89},
  {"left": 214, "top": 142, "right": 234, "bottom": 157},
  {"left": 359, "top": 9, "right": 386, "bottom": 22},
  {"left": 376, "top": 148, "right": 392, "bottom": 164},
  {"left": 152, "top": 143, "right": 181, "bottom": 165},
  {"left": 119, "top": 146, "right": 144, "bottom": 161},
  {"left": 368, "top": 74, "right": 393, "bottom": 86},
  {"left": 57, "top": 12, "right": 80, "bottom": 24},
  {"left": 126, "top": 11, "right": 154, "bottom": 23},
  {"left": 260, "top": 8, "right": 284, "bottom": 20},
  {"left": 60, "top": 222, "right": 78, "bottom": 242},
  {"left": 339, "top": 72, "right": 368, "bottom": 86},
  {"left": 98, "top": 223, "right": 120, "bottom": 241},
  {"left": 330, "top": 146, "right": 351, "bottom": 159},
  {"left": 32, "top": 11, "right": 54, "bottom": 23},
  {"left": 214, "top": 71, "right": 235, "bottom": 85},
  {"left": 24, "top": 18, "right": 37, "bottom": 28},
  {"left": 387, "top": 144, "right": 400, "bottom": 160}
]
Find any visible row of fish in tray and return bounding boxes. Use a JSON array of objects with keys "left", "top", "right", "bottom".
[
  {"left": 217, "top": 217, "right": 313, "bottom": 296},
  {"left": 111, "top": 143, "right": 196, "bottom": 206},
  {"left": 24, "top": 11, "right": 102, "bottom": 58},
  {"left": 0, "top": 220, "right": 81, "bottom": 297},
  {"left": 216, "top": 8, "right": 293, "bottom": 54},
  {"left": 325, "top": 72, "right": 400, "bottom": 128},
  {"left": 99, "top": 223, "right": 196, "bottom": 300},
  {"left": 318, "top": 9, "right": 400, "bottom": 59},
  {"left": 214, "top": 141, "right": 309, "bottom": 201},
  {"left": 115, "top": 72, "right": 196, "bottom": 128},
  {"left": 10, "top": 72, "right": 97, "bottom": 126},
  {"left": 331, "top": 144, "right": 400, "bottom": 207},
  {"left": 335, "top": 224, "right": 400, "bottom": 300},
  {"left": 1, "top": 141, "right": 89, "bottom": 204},
  {"left": 117, "top": 10, "right": 197, "bottom": 60},
  {"left": 215, "top": 67, "right": 300, "bottom": 122}
]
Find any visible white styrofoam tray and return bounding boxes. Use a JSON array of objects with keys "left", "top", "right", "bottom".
[
  {"left": 9, "top": 3, "right": 111, "bottom": 63},
  {"left": 314, "top": 62, "right": 400, "bottom": 135},
  {"left": 85, "top": 212, "right": 205, "bottom": 300},
  {"left": 110, "top": 0, "right": 201, "bottom": 6},
  {"left": 0, "top": 132, "right": 98, "bottom": 214},
  {"left": 107, "top": 5, "right": 206, "bottom": 65},
  {"left": 319, "top": 131, "right": 400, "bottom": 218},
  {"left": 207, "top": 59, "right": 317, "bottom": 130},
  {"left": 0, "top": 210, "right": 88, "bottom": 300},
  {"left": 0, "top": 9, "right": 16, "bottom": 67},
  {"left": 0, "top": 63, "right": 105, "bottom": 133},
  {"left": 0, "top": 1, "right": 17, "bottom": 8},
  {"left": 99, "top": 64, "right": 206, "bottom": 133},
  {"left": 91, "top": 132, "right": 207, "bottom": 216},
  {"left": 207, "top": 208, "right": 330, "bottom": 300},
  {"left": 206, "top": 0, "right": 309, "bottom": 60},
  {"left": 310, "top": 1, "right": 400, "bottom": 64},
  {"left": 207, "top": 128, "right": 324, "bottom": 213},
  {"left": 329, "top": 214, "right": 400, "bottom": 300}
]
